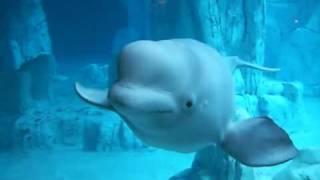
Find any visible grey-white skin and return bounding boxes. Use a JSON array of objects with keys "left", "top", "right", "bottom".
[{"left": 75, "top": 39, "right": 298, "bottom": 167}]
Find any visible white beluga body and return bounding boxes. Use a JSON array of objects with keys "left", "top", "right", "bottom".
[{"left": 75, "top": 39, "right": 298, "bottom": 167}]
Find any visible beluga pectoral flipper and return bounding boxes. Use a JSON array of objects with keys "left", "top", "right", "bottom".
[
  {"left": 221, "top": 116, "right": 298, "bottom": 166},
  {"left": 75, "top": 38, "right": 298, "bottom": 167},
  {"left": 75, "top": 82, "right": 114, "bottom": 110}
]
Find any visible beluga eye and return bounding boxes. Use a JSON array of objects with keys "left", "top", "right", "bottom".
[
  {"left": 185, "top": 100, "right": 193, "bottom": 108},
  {"left": 183, "top": 94, "right": 196, "bottom": 110}
]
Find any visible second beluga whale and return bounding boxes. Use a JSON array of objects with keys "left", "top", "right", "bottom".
[{"left": 75, "top": 39, "right": 298, "bottom": 167}]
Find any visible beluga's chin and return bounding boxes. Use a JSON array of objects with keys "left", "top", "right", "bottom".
[{"left": 75, "top": 39, "right": 298, "bottom": 167}]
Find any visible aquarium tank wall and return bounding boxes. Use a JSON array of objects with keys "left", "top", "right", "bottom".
[{"left": 0, "top": 0, "right": 319, "bottom": 179}]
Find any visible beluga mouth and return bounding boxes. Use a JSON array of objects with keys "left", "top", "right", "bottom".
[{"left": 109, "top": 83, "right": 176, "bottom": 114}]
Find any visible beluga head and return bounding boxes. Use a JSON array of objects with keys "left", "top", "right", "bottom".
[
  {"left": 108, "top": 40, "right": 182, "bottom": 128},
  {"left": 76, "top": 39, "right": 298, "bottom": 167}
]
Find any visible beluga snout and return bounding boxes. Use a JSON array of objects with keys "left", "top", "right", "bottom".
[{"left": 108, "top": 82, "right": 176, "bottom": 114}]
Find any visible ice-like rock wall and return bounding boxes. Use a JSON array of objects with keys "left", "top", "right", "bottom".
[
  {"left": 273, "top": 148, "right": 320, "bottom": 180},
  {"left": 265, "top": 0, "right": 320, "bottom": 96},
  {"left": 170, "top": 146, "right": 255, "bottom": 180},
  {"left": 0, "top": 0, "right": 54, "bottom": 113},
  {"left": 0, "top": 0, "right": 52, "bottom": 71},
  {"left": 10, "top": 63, "right": 148, "bottom": 152},
  {"left": 13, "top": 100, "right": 146, "bottom": 152},
  {"left": 0, "top": 0, "right": 54, "bottom": 151}
]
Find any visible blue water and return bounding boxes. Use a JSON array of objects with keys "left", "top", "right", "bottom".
[{"left": 0, "top": 0, "right": 320, "bottom": 180}]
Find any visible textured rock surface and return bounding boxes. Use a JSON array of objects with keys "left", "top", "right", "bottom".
[
  {"left": 0, "top": 0, "right": 54, "bottom": 115},
  {"left": 273, "top": 148, "right": 320, "bottom": 180},
  {"left": 235, "top": 95, "right": 259, "bottom": 117},
  {"left": 13, "top": 100, "right": 146, "bottom": 152},
  {"left": 0, "top": 71, "right": 32, "bottom": 114},
  {"left": 20, "top": 54, "right": 56, "bottom": 100},
  {"left": 257, "top": 81, "right": 305, "bottom": 131},
  {"left": 0, "top": 115, "right": 18, "bottom": 151},
  {"left": 0, "top": 54, "right": 146, "bottom": 152},
  {"left": 265, "top": 0, "right": 320, "bottom": 95},
  {"left": 257, "top": 78, "right": 284, "bottom": 95},
  {"left": 258, "top": 95, "right": 295, "bottom": 130},
  {"left": 234, "top": 69, "right": 246, "bottom": 95},
  {"left": 170, "top": 146, "right": 255, "bottom": 180},
  {"left": 0, "top": 0, "right": 52, "bottom": 71},
  {"left": 76, "top": 64, "right": 109, "bottom": 87}
]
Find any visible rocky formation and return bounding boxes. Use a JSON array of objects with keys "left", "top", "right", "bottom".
[
  {"left": 257, "top": 79, "right": 305, "bottom": 130},
  {"left": 170, "top": 146, "right": 255, "bottom": 180},
  {"left": 0, "top": 0, "right": 54, "bottom": 113},
  {"left": 273, "top": 148, "right": 320, "bottom": 180},
  {"left": 265, "top": 0, "right": 320, "bottom": 96},
  {"left": 76, "top": 64, "right": 109, "bottom": 87},
  {"left": 0, "top": 0, "right": 52, "bottom": 71},
  {"left": 12, "top": 63, "right": 147, "bottom": 152},
  {"left": 0, "top": 0, "right": 54, "bottom": 151},
  {"left": 13, "top": 98, "right": 147, "bottom": 152}
]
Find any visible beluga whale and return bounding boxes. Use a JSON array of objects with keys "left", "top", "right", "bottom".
[{"left": 75, "top": 39, "right": 298, "bottom": 167}]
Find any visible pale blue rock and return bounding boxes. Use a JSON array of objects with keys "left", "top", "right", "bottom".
[
  {"left": 235, "top": 95, "right": 259, "bottom": 116},
  {"left": 265, "top": 0, "right": 320, "bottom": 100},
  {"left": 234, "top": 107, "right": 252, "bottom": 122},
  {"left": 258, "top": 94, "right": 305, "bottom": 132},
  {"left": 273, "top": 148, "right": 320, "bottom": 180},
  {"left": 15, "top": 108, "right": 55, "bottom": 150},
  {"left": 233, "top": 70, "right": 246, "bottom": 95},
  {"left": 0, "top": 0, "right": 55, "bottom": 116},
  {"left": 282, "top": 82, "right": 304, "bottom": 102},
  {"left": 170, "top": 146, "right": 256, "bottom": 180},
  {"left": 0, "top": 0, "right": 52, "bottom": 71},
  {"left": 77, "top": 64, "right": 109, "bottom": 87},
  {"left": 257, "top": 78, "right": 284, "bottom": 95},
  {"left": 258, "top": 95, "right": 291, "bottom": 119}
]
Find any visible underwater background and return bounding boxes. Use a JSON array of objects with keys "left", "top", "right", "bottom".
[{"left": 0, "top": 0, "right": 320, "bottom": 179}]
